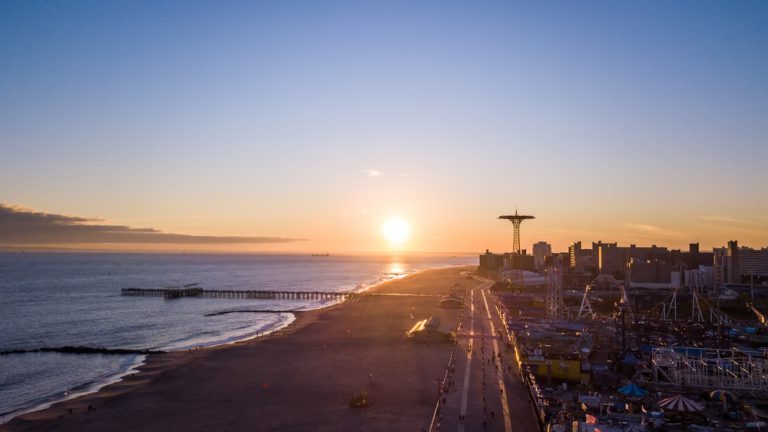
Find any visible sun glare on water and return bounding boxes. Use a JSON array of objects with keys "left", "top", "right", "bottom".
[{"left": 381, "top": 217, "right": 411, "bottom": 246}]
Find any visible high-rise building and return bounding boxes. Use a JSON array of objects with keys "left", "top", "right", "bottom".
[
  {"left": 714, "top": 241, "right": 768, "bottom": 286},
  {"left": 629, "top": 258, "right": 672, "bottom": 288},
  {"left": 569, "top": 240, "right": 671, "bottom": 276},
  {"left": 593, "top": 241, "right": 619, "bottom": 274},
  {"left": 532, "top": 241, "right": 551, "bottom": 269},
  {"left": 569, "top": 241, "right": 581, "bottom": 269},
  {"left": 714, "top": 247, "right": 727, "bottom": 287},
  {"left": 569, "top": 241, "right": 594, "bottom": 270},
  {"left": 684, "top": 266, "right": 714, "bottom": 293}
]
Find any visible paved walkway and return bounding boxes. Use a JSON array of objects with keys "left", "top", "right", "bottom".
[{"left": 435, "top": 282, "right": 539, "bottom": 432}]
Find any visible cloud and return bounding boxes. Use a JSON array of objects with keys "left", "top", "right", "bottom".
[
  {"left": 622, "top": 222, "right": 687, "bottom": 240},
  {"left": 363, "top": 169, "right": 382, "bottom": 178},
  {"left": 399, "top": 172, "right": 409, "bottom": 177},
  {"left": 0, "top": 204, "right": 305, "bottom": 245},
  {"left": 623, "top": 223, "right": 661, "bottom": 232},
  {"left": 698, "top": 215, "right": 746, "bottom": 224}
]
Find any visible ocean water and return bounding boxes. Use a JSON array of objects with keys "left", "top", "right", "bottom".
[{"left": 0, "top": 252, "right": 475, "bottom": 421}]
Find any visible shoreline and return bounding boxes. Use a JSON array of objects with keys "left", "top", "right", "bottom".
[
  {"left": 0, "top": 263, "right": 433, "bottom": 423},
  {"left": 1, "top": 264, "right": 473, "bottom": 428},
  {"left": 0, "top": 312, "right": 298, "bottom": 425},
  {"left": 0, "top": 297, "right": 339, "bottom": 427},
  {"left": 0, "top": 354, "right": 147, "bottom": 423}
]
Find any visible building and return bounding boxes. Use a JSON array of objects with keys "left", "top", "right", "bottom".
[
  {"left": 629, "top": 258, "right": 672, "bottom": 288},
  {"left": 569, "top": 241, "right": 594, "bottom": 271},
  {"left": 714, "top": 241, "right": 768, "bottom": 287},
  {"left": 478, "top": 250, "right": 535, "bottom": 276},
  {"left": 479, "top": 250, "right": 506, "bottom": 275},
  {"left": 506, "top": 252, "right": 535, "bottom": 271},
  {"left": 593, "top": 241, "right": 620, "bottom": 274},
  {"left": 684, "top": 265, "right": 714, "bottom": 294},
  {"left": 569, "top": 240, "right": 672, "bottom": 277},
  {"left": 624, "top": 244, "right": 671, "bottom": 268},
  {"left": 545, "top": 252, "right": 569, "bottom": 269},
  {"left": 714, "top": 247, "right": 727, "bottom": 287},
  {"left": 569, "top": 241, "right": 581, "bottom": 269},
  {"left": 670, "top": 243, "right": 714, "bottom": 269},
  {"left": 508, "top": 321, "right": 593, "bottom": 384},
  {"left": 532, "top": 241, "right": 552, "bottom": 270}
]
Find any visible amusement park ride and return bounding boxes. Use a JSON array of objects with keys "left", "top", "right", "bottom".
[{"left": 563, "top": 262, "right": 768, "bottom": 392}]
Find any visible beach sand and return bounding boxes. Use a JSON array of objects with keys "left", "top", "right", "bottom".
[{"left": 2, "top": 266, "right": 479, "bottom": 432}]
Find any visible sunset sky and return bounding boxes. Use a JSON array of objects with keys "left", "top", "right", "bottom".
[{"left": 1, "top": 1, "right": 767, "bottom": 253}]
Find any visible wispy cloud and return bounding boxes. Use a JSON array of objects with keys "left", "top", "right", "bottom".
[
  {"left": 0, "top": 204, "right": 305, "bottom": 245},
  {"left": 399, "top": 172, "right": 409, "bottom": 177},
  {"left": 623, "top": 223, "right": 661, "bottom": 232},
  {"left": 363, "top": 169, "right": 382, "bottom": 178},
  {"left": 698, "top": 215, "right": 746, "bottom": 224},
  {"left": 622, "top": 222, "right": 687, "bottom": 240}
]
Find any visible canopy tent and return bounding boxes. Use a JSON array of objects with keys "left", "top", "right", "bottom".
[
  {"left": 618, "top": 383, "right": 649, "bottom": 398},
  {"left": 657, "top": 394, "right": 705, "bottom": 412},
  {"left": 709, "top": 389, "right": 737, "bottom": 404},
  {"left": 620, "top": 352, "right": 639, "bottom": 365},
  {"left": 406, "top": 317, "right": 452, "bottom": 343}
]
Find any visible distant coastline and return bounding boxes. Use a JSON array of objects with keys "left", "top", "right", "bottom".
[{"left": 0, "top": 248, "right": 477, "bottom": 257}]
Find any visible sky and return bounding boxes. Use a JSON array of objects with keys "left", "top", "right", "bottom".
[{"left": 1, "top": 1, "right": 767, "bottom": 253}]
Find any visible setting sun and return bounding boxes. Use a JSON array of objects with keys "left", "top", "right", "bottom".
[{"left": 381, "top": 217, "right": 411, "bottom": 245}]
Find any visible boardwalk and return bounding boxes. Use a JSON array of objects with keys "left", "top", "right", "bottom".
[
  {"left": 436, "top": 281, "right": 540, "bottom": 432},
  {"left": 121, "top": 287, "right": 355, "bottom": 300}
]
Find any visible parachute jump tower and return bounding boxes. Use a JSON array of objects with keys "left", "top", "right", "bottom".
[
  {"left": 498, "top": 208, "right": 536, "bottom": 292},
  {"left": 498, "top": 209, "right": 535, "bottom": 254}
]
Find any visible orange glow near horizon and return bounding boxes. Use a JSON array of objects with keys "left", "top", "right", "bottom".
[
  {"left": 381, "top": 217, "right": 411, "bottom": 249},
  {"left": 2, "top": 202, "right": 767, "bottom": 255}
]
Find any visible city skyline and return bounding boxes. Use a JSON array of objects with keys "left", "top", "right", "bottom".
[{"left": 2, "top": 1, "right": 767, "bottom": 253}]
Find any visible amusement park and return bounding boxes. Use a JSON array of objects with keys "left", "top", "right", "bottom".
[{"left": 481, "top": 212, "right": 768, "bottom": 431}]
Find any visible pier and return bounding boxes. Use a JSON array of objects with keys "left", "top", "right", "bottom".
[{"left": 121, "top": 287, "right": 355, "bottom": 300}]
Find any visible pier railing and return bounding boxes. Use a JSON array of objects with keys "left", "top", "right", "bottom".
[{"left": 121, "top": 287, "right": 355, "bottom": 300}]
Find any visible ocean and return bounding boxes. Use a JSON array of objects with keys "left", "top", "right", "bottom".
[{"left": 0, "top": 252, "right": 475, "bottom": 422}]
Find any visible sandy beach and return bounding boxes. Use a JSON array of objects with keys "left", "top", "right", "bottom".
[{"left": 2, "top": 266, "right": 479, "bottom": 432}]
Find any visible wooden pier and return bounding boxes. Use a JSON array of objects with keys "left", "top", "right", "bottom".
[{"left": 121, "top": 287, "right": 355, "bottom": 300}]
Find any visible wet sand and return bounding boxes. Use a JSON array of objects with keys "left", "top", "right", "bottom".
[{"left": 2, "top": 266, "right": 478, "bottom": 432}]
